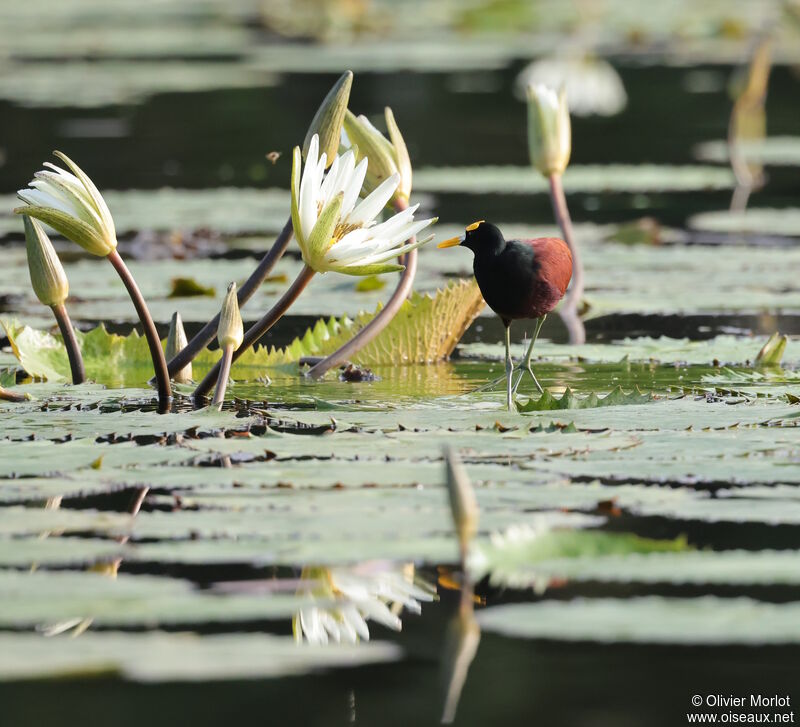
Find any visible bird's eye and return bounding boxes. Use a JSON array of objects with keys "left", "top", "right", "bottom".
[{"left": 465, "top": 220, "right": 485, "bottom": 232}]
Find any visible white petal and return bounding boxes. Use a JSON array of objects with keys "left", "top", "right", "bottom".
[
  {"left": 368, "top": 204, "right": 418, "bottom": 240},
  {"left": 326, "top": 227, "right": 372, "bottom": 256},
  {"left": 298, "top": 157, "right": 318, "bottom": 242},
  {"left": 18, "top": 187, "right": 74, "bottom": 216},
  {"left": 299, "top": 609, "right": 328, "bottom": 645},
  {"left": 355, "top": 597, "right": 401, "bottom": 631},
  {"left": 340, "top": 604, "right": 370, "bottom": 641},
  {"left": 347, "top": 173, "right": 400, "bottom": 227},
  {"left": 31, "top": 178, "right": 103, "bottom": 228},
  {"left": 318, "top": 154, "right": 341, "bottom": 202},
  {"left": 331, "top": 150, "right": 356, "bottom": 197},
  {"left": 341, "top": 157, "right": 368, "bottom": 217},
  {"left": 306, "top": 134, "right": 319, "bottom": 171},
  {"left": 386, "top": 217, "right": 436, "bottom": 247}
]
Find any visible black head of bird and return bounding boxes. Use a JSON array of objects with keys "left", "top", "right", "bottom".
[{"left": 438, "top": 220, "right": 573, "bottom": 409}]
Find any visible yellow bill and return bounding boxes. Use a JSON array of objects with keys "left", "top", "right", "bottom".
[{"left": 437, "top": 236, "right": 463, "bottom": 249}]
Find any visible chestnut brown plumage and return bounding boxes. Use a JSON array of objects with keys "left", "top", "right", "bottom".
[{"left": 438, "top": 221, "right": 572, "bottom": 409}]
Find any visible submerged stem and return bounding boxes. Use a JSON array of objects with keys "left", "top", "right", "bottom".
[
  {"left": 166, "top": 216, "right": 294, "bottom": 377},
  {"left": 107, "top": 250, "right": 172, "bottom": 412},
  {"left": 51, "top": 302, "right": 85, "bottom": 385},
  {"left": 548, "top": 174, "right": 585, "bottom": 345},
  {"left": 211, "top": 343, "right": 234, "bottom": 409},
  {"left": 305, "top": 198, "right": 417, "bottom": 379},
  {"left": 194, "top": 265, "right": 316, "bottom": 401}
]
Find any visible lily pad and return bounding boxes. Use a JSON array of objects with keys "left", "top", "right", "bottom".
[
  {"left": 0, "top": 631, "right": 400, "bottom": 682},
  {"left": 478, "top": 597, "right": 800, "bottom": 644},
  {"left": 414, "top": 165, "right": 736, "bottom": 195},
  {"left": 694, "top": 136, "right": 800, "bottom": 166},
  {"left": 689, "top": 208, "right": 800, "bottom": 237}
]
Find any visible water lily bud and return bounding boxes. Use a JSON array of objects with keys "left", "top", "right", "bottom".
[
  {"left": 526, "top": 84, "right": 571, "bottom": 177},
  {"left": 16, "top": 151, "right": 117, "bottom": 257},
  {"left": 756, "top": 331, "right": 787, "bottom": 366},
  {"left": 343, "top": 107, "right": 412, "bottom": 206},
  {"left": 384, "top": 107, "right": 412, "bottom": 203},
  {"left": 444, "top": 448, "right": 479, "bottom": 553},
  {"left": 23, "top": 215, "right": 68, "bottom": 307},
  {"left": 217, "top": 282, "right": 244, "bottom": 350},
  {"left": 166, "top": 311, "right": 192, "bottom": 384},
  {"left": 303, "top": 70, "right": 353, "bottom": 169}
]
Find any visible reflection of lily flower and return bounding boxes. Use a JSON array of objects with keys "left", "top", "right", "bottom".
[
  {"left": 293, "top": 563, "right": 436, "bottom": 645},
  {"left": 516, "top": 57, "right": 627, "bottom": 117}
]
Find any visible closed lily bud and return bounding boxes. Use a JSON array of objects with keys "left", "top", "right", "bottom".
[
  {"left": 24, "top": 215, "right": 68, "bottom": 307},
  {"left": 15, "top": 151, "right": 117, "bottom": 257},
  {"left": 444, "top": 448, "right": 479, "bottom": 553},
  {"left": 166, "top": 312, "right": 192, "bottom": 384},
  {"left": 526, "top": 84, "right": 571, "bottom": 177},
  {"left": 342, "top": 106, "right": 412, "bottom": 205},
  {"left": 303, "top": 70, "right": 353, "bottom": 170},
  {"left": 217, "top": 283, "right": 244, "bottom": 350},
  {"left": 756, "top": 331, "right": 787, "bottom": 366}
]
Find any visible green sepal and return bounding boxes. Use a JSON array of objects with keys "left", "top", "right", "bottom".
[
  {"left": 15, "top": 206, "right": 111, "bottom": 257},
  {"left": 305, "top": 192, "right": 343, "bottom": 270},
  {"left": 333, "top": 262, "right": 405, "bottom": 277},
  {"left": 290, "top": 146, "right": 303, "bottom": 243}
]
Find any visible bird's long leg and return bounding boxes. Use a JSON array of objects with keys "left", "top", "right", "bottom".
[
  {"left": 512, "top": 315, "right": 546, "bottom": 395},
  {"left": 504, "top": 323, "right": 514, "bottom": 411}
]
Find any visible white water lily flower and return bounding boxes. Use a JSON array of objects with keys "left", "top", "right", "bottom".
[
  {"left": 293, "top": 563, "right": 436, "bottom": 645},
  {"left": 291, "top": 134, "right": 435, "bottom": 276},
  {"left": 15, "top": 151, "right": 117, "bottom": 257}
]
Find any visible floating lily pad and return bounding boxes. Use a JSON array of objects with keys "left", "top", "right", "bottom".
[
  {"left": 0, "top": 189, "right": 290, "bottom": 239},
  {"left": 689, "top": 208, "right": 800, "bottom": 237},
  {"left": 0, "top": 569, "right": 314, "bottom": 628},
  {"left": 694, "top": 136, "right": 800, "bottom": 166},
  {"left": 413, "top": 165, "right": 736, "bottom": 195},
  {"left": 0, "top": 61, "right": 277, "bottom": 108},
  {"left": 484, "top": 549, "right": 800, "bottom": 589},
  {"left": 478, "top": 597, "right": 800, "bottom": 644},
  {"left": 0, "top": 631, "right": 400, "bottom": 682}
]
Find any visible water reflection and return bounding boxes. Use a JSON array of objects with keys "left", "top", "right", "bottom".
[
  {"left": 293, "top": 562, "right": 436, "bottom": 645},
  {"left": 440, "top": 584, "right": 481, "bottom": 724}
]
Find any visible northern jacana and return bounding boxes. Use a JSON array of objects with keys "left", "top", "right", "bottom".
[{"left": 438, "top": 221, "right": 573, "bottom": 409}]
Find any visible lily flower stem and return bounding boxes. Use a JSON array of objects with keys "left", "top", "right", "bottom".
[
  {"left": 306, "top": 198, "right": 417, "bottom": 379},
  {"left": 547, "top": 173, "right": 585, "bottom": 345},
  {"left": 211, "top": 343, "right": 234, "bottom": 409},
  {"left": 194, "top": 264, "right": 316, "bottom": 402},
  {"left": 107, "top": 250, "right": 172, "bottom": 412},
  {"left": 166, "top": 217, "right": 294, "bottom": 378},
  {"left": 50, "top": 302, "right": 85, "bottom": 385}
]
